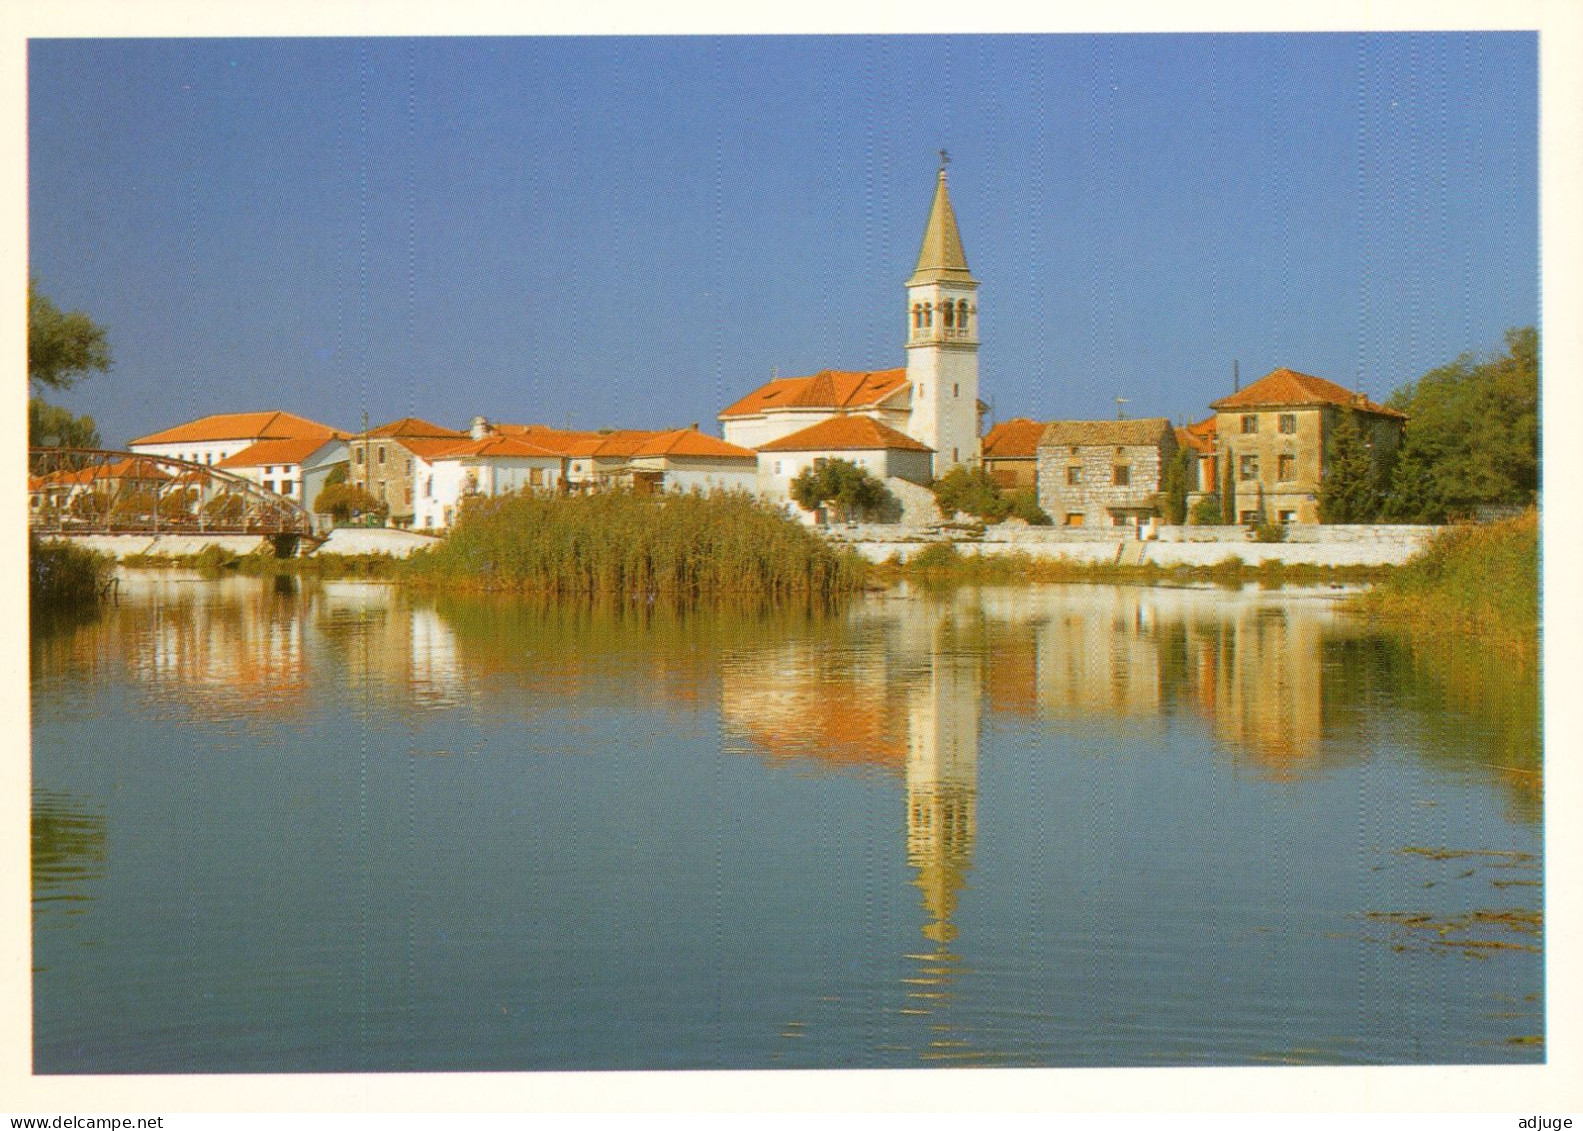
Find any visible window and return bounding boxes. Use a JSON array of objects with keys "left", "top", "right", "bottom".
[
  {"left": 1279, "top": 414, "right": 1297, "bottom": 434},
  {"left": 354, "top": 449, "right": 364, "bottom": 465},
  {"left": 774, "top": 460, "right": 782, "bottom": 475},
  {"left": 1278, "top": 454, "right": 1296, "bottom": 481},
  {"left": 943, "top": 301, "right": 955, "bottom": 328},
  {"left": 283, "top": 482, "right": 295, "bottom": 496},
  {"left": 264, "top": 465, "right": 274, "bottom": 476},
  {"left": 952, "top": 447, "right": 959, "bottom": 462},
  {"left": 529, "top": 468, "right": 543, "bottom": 486},
  {"left": 1112, "top": 465, "right": 1131, "bottom": 486},
  {"left": 1065, "top": 513, "right": 1085, "bottom": 526},
  {"left": 1112, "top": 513, "right": 1130, "bottom": 526},
  {"left": 958, "top": 299, "right": 969, "bottom": 328},
  {"left": 1240, "top": 510, "right": 1259, "bottom": 524},
  {"left": 405, "top": 458, "right": 413, "bottom": 474},
  {"left": 263, "top": 481, "right": 275, "bottom": 494},
  {"left": 913, "top": 304, "right": 923, "bottom": 329},
  {"left": 953, "top": 383, "right": 959, "bottom": 398},
  {"left": 377, "top": 446, "right": 386, "bottom": 464},
  {"left": 1239, "top": 454, "right": 1259, "bottom": 481},
  {"left": 1277, "top": 509, "right": 1296, "bottom": 524},
  {"left": 405, "top": 486, "right": 414, "bottom": 505},
  {"left": 1241, "top": 415, "right": 1259, "bottom": 434},
  {"left": 923, "top": 303, "right": 933, "bottom": 327},
  {"left": 204, "top": 453, "right": 213, "bottom": 465},
  {"left": 1066, "top": 466, "right": 1082, "bottom": 485}
]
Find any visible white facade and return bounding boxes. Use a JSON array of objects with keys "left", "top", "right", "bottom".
[
  {"left": 629, "top": 456, "right": 759, "bottom": 495},
  {"left": 721, "top": 399, "right": 911, "bottom": 453},
  {"left": 413, "top": 454, "right": 564, "bottom": 531},
  {"left": 757, "top": 448, "right": 934, "bottom": 507},
  {"left": 130, "top": 438, "right": 248, "bottom": 467}
]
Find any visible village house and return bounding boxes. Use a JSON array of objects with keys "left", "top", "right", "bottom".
[
  {"left": 347, "top": 417, "right": 469, "bottom": 528},
  {"left": 720, "top": 166, "right": 985, "bottom": 480},
  {"left": 626, "top": 429, "right": 759, "bottom": 495},
  {"left": 1035, "top": 418, "right": 1178, "bottom": 528},
  {"left": 757, "top": 415, "right": 935, "bottom": 522},
  {"left": 1209, "top": 368, "right": 1406, "bottom": 525},
  {"left": 29, "top": 457, "right": 173, "bottom": 524},
  {"left": 981, "top": 417, "right": 1046, "bottom": 489},
  {"left": 129, "top": 410, "right": 341, "bottom": 468},
  {"left": 1176, "top": 416, "right": 1219, "bottom": 515},
  {"left": 409, "top": 429, "right": 567, "bottom": 532},
  {"left": 215, "top": 434, "right": 349, "bottom": 524}
]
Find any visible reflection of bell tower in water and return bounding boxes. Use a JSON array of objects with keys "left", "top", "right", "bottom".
[{"left": 904, "top": 618, "right": 981, "bottom": 951}]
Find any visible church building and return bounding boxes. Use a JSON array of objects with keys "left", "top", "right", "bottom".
[{"left": 719, "top": 165, "right": 984, "bottom": 483}]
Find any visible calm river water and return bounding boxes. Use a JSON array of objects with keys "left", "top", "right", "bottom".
[{"left": 31, "top": 573, "right": 1542, "bottom": 1072}]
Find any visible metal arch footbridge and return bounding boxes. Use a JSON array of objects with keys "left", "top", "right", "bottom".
[{"left": 28, "top": 448, "right": 324, "bottom": 554}]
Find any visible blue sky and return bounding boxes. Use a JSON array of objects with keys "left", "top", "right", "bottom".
[{"left": 28, "top": 33, "right": 1537, "bottom": 447}]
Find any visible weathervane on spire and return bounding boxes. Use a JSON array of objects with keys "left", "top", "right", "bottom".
[{"left": 939, "top": 148, "right": 950, "bottom": 171}]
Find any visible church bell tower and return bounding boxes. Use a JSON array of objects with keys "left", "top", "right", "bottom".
[{"left": 906, "top": 159, "right": 981, "bottom": 477}]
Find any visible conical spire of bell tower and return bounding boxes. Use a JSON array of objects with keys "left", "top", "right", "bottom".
[{"left": 908, "top": 162, "right": 975, "bottom": 287}]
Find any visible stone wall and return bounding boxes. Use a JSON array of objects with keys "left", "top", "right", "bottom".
[{"left": 830, "top": 522, "right": 1442, "bottom": 567}]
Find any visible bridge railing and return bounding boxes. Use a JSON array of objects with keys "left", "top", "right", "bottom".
[{"left": 28, "top": 448, "right": 320, "bottom": 539}]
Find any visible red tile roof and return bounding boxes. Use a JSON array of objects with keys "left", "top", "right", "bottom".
[
  {"left": 1176, "top": 415, "right": 1217, "bottom": 454},
  {"left": 758, "top": 415, "right": 933, "bottom": 454},
  {"left": 216, "top": 436, "right": 344, "bottom": 469},
  {"left": 982, "top": 417, "right": 1046, "bottom": 460},
  {"left": 36, "top": 458, "right": 172, "bottom": 487},
  {"left": 131, "top": 410, "right": 341, "bottom": 446},
  {"left": 719, "top": 369, "right": 909, "bottom": 417},
  {"left": 1210, "top": 368, "right": 1407, "bottom": 419},
  {"left": 631, "top": 429, "right": 757, "bottom": 460},
  {"left": 359, "top": 417, "right": 467, "bottom": 440},
  {"left": 422, "top": 435, "right": 565, "bottom": 460}
]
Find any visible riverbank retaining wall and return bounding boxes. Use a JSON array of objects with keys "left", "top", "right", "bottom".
[{"left": 828, "top": 523, "right": 1443, "bottom": 566}]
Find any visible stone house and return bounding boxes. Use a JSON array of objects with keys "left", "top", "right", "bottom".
[
  {"left": 1035, "top": 418, "right": 1178, "bottom": 528},
  {"left": 981, "top": 417, "right": 1046, "bottom": 489},
  {"left": 348, "top": 417, "right": 469, "bottom": 528},
  {"left": 1209, "top": 368, "right": 1406, "bottom": 525}
]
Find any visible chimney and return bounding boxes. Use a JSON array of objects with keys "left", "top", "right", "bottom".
[{"left": 470, "top": 415, "right": 491, "bottom": 440}]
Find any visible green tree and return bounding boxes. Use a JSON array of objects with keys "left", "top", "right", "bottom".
[
  {"left": 1190, "top": 493, "right": 1223, "bottom": 525},
  {"left": 1005, "top": 489, "right": 1052, "bottom": 525},
  {"left": 314, "top": 482, "right": 389, "bottom": 523},
  {"left": 790, "top": 459, "right": 895, "bottom": 523},
  {"left": 931, "top": 466, "right": 1011, "bottom": 522},
  {"left": 29, "top": 282, "right": 111, "bottom": 392},
  {"left": 1382, "top": 327, "right": 1538, "bottom": 523},
  {"left": 1160, "top": 445, "right": 1193, "bottom": 525},
  {"left": 28, "top": 282, "right": 111, "bottom": 449},
  {"left": 1318, "top": 406, "right": 1378, "bottom": 523},
  {"left": 28, "top": 399, "right": 101, "bottom": 449}
]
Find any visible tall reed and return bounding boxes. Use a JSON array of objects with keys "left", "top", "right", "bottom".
[
  {"left": 1354, "top": 510, "right": 1538, "bottom": 650},
  {"left": 402, "top": 490, "right": 867, "bottom": 600}
]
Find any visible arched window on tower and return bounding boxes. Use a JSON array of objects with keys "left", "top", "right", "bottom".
[
  {"left": 943, "top": 301, "right": 955, "bottom": 328},
  {"left": 913, "top": 303, "right": 923, "bottom": 330},
  {"left": 958, "top": 300, "right": 970, "bottom": 331},
  {"left": 923, "top": 303, "right": 933, "bottom": 328}
]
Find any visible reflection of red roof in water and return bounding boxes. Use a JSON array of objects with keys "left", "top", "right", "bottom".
[{"left": 723, "top": 672, "right": 906, "bottom": 772}]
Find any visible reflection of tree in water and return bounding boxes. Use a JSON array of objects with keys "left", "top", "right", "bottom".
[
  {"left": 1363, "top": 631, "right": 1540, "bottom": 823},
  {"left": 32, "top": 790, "right": 106, "bottom": 933}
]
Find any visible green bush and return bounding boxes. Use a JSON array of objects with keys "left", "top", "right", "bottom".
[
  {"left": 1252, "top": 521, "right": 1288, "bottom": 543},
  {"left": 29, "top": 535, "right": 112, "bottom": 613}
]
